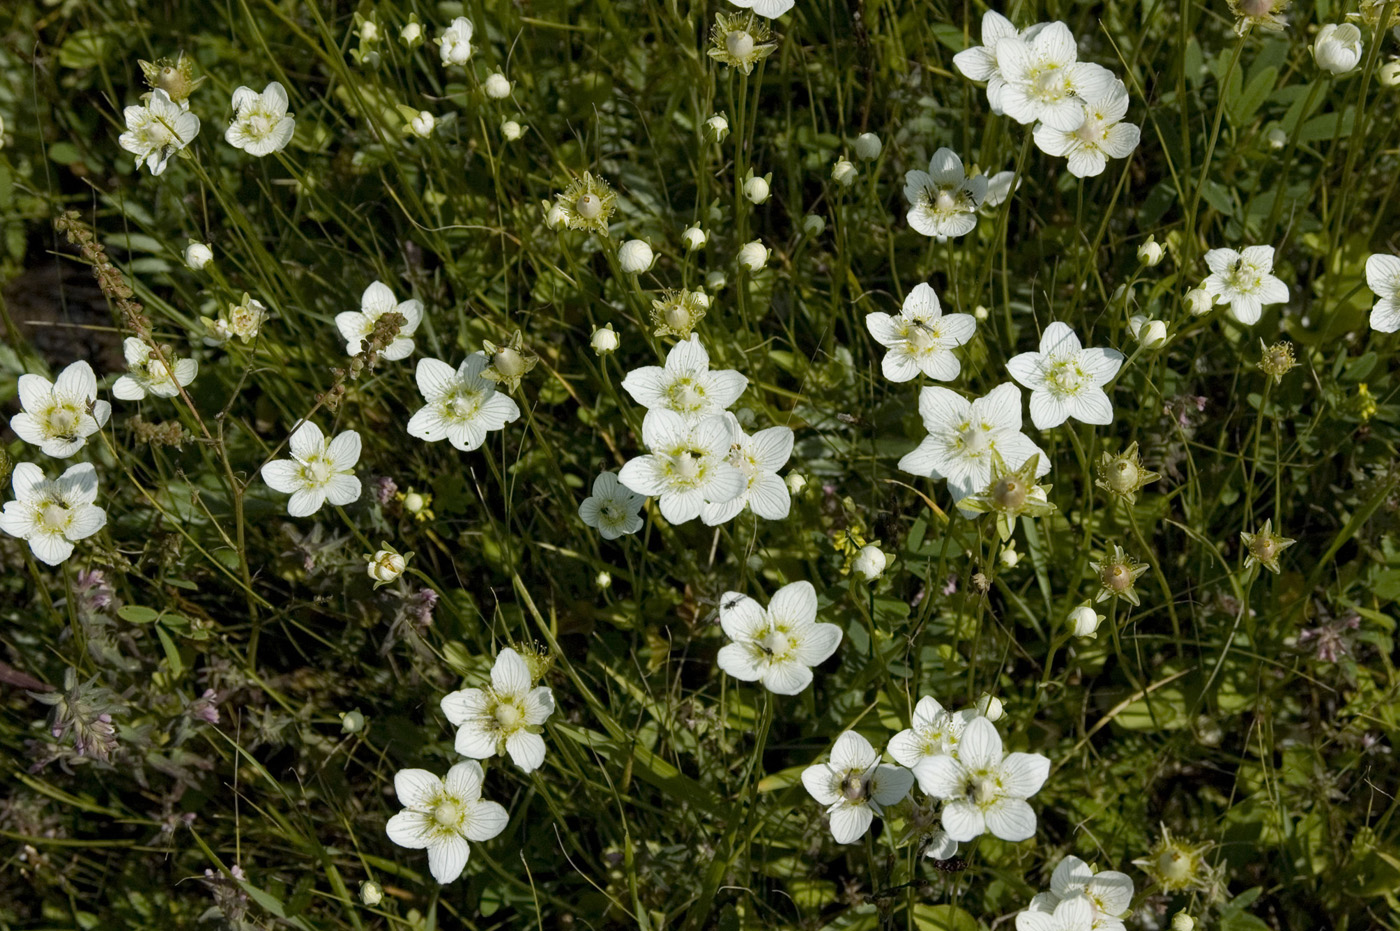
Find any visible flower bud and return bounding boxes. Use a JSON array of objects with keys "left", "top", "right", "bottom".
[
  {"left": 618, "top": 239, "right": 654, "bottom": 274},
  {"left": 501, "top": 119, "right": 523, "bottom": 141},
  {"left": 1314, "top": 23, "right": 1363, "bottom": 75},
  {"left": 802, "top": 213, "right": 825, "bottom": 236},
  {"left": 976, "top": 694, "right": 1004, "bottom": 722},
  {"left": 1138, "top": 319, "right": 1168, "bottom": 349},
  {"left": 484, "top": 72, "right": 512, "bottom": 99},
  {"left": 682, "top": 224, "right": 707, "bottom": 250},
  {"left": 853, "top": 131, "right": 882, "bottom": 160},
  {"left": 743, "top": 173, "right": 770, "bottom": 204},
  {"left": 340, "top": 709, "right": 366, "bottom": 733},
  {"left": 408, "top": 111, "right": 436, "bottom": 138},
  {"left": 1185, "top": 287, "right": 1213, "bottom": 315},
  {"left": 852, "top": 545, "right": 887, "bottom": 581},
  {"left": 1068, "top": 604, "right": 1103, "bottom": 638},
  {"left": 785, "top": 472, "right": 807, "bottom": 495},
  {"left": 545, "top": 203, "right": 568, "bottom": 229},
  {"left": 974, "top": 305, "right": 989, "bottom": 321},
  {"left": 1137, "top": 235, "right": 1165, "bottom": 267},
  {"left": 705, "top": 114, "right": 729, "bottom": 142},
  {"left": 402, "top": 492, "right": 426, "bottom": 515},
  {"left": 706, "top": 270, "right": 727, "bottom": 292},
  {"left": 590, "top": 323, "right": 619, "bottom": 355},
  {"left": 738, "top": 240, "right": 769, "bottom": 271},
  {"left": 999, "top": 544, "right": 1019, "bottom": 568},
  {"left": 400, "top": 22, "right": 423, "bottom": 46},
  {"left": 360, "top": 880, "right": 384, "bottom": 906},
  {"left": 831, "top": 158, "right": 857, "bottom": 187},
  {"left": 1265, "top": 126, "right": 1287, "bottom": 149},
  {"left": 1381, "top": 61, "right": 1400, "bottom": 87},
  {"left": 184, "top": 241, "right": 213, "bottom": 270},
  {"left": 1171, "top": 914, "right": 1195, "bottom": 931},
  {"left": 368, "top": 549, "right": 406, "bottom": 583},
  {"left": 726, "top": 29, "right": 755, "bottom": 59}
]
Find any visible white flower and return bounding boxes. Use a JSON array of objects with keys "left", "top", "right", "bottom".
[
  {"left": 924, "top": 830, "right": 960, "bottom": 860},
  {"left": 903, "top": 148, "right": 987, "bottom": 239},
  {"left": 484, "top": 72, "right": 512, "bottom": 99},
  {"left": 621, "top": 335, "right": 748, "bottom": 424},
  {"left": 854, "top": 132, "right": 883, "bottom": 160},
  {"left": 977, "top": 693, "right": 1005, "bottom": 722},
  {"left": 701, "top": 414, "right": 794, "bottom": 524},
  {"left": 408, "top": 111, "right": 436, "bottom": 138},
  {"left": 590, "top": 323, "right": 620, "bottom": 354},
  {"left": 438, "top": 17, "right": 474, "bottom": 65},
  {"left": 1032, "top": 79, "right": 1140, "bottom": 179},
  {"left": 1016, "top": 895, "right": 1096, "bottom": 931},
  {"left": 866, "top": 283, "right": 977, "bottom": 383},
  {"left": 400, "top": 21, "right": 423, "bottom": 46},
  {"left": 682, "top": 225, "right": 708, "bottom": 250},
  {"left": 1381, "top": 60, "right": 1400, "bottom": 87},
  {"left": 0, "top": 462, "right": 107, "bottom": 566},
  {"left": 801, "top": 731, "right": 914, "bottom": 844},
  {"left": 996, "top": 23, "right": 1116, "bottom": 131},
  {"left": 407, "top": 354, "right": 521, "bottom": 451},
  {"left": 1027, "top": 856, "right": 1135, "bottom": 931},
  {"left": 1006, "top": 322, "right": 1123, "bottom": 430},
  {"left": 119, "top": 89, "right": 200, "bottom": 176},
  {"left": 184, "top": 241, "right": 213, "bottom": 270},
  {"left": 500, "top": 119, "right": 523, "bottom": 141},
  {"left": 983, "top": 170, "right": 1020, "bottom": 207},
  {"left": 831, "top": 158, "right": 857, "bottom": 186},
  {"left": 738, "top": 240, "right": 769, "bottom": 270},
  {"left": 225, "top": 82, "right": 295, "bottom": 157},
  {"left": 1202, "top": 245, "right": 1289, "bottom": 325},
  {"left": 706, "top": 114, "right": 730, "bottom": 140},
  {"left": 912, "top": 715, "right": 1050, "bottom": 842},
  {"left": 111, "top": 338, "right": 198, "bottom": 401},
  {"left": 618, "top": 411, "right": 745, "bottom": 524},
  {"left": 952, "top": 11, "right": 1045, "bottom": 115},
  {"left": 898, "top": 383, "right": 1050, "bottom": 510},
  {"left": 1314, "top": 23, "right": 1363, "bottom": 75},
  {"left": 336, "top": 281, "right": 423, "bottom": 361},
  {"left": 888, "top": 696, "right": 979, "bottom": 769},
  {"left": 726, "top": 0, "right": 794, "bottom": 19},
  {"left": 384, "top": 762, "right": 508, "bottom": 884},
  {"left": 441, "top": 647, "right": 556, "bottom": 773},
  {"left": 10, "top": 361, "right": 110, "bottom": 458},
  {"left": 618, "top": 239, "right": 655, "bottom": 273},
  {"left": 260, "top": 422, "right": 362, "bottom": 517},
  {"left": 579, "top": 471, "right": 646, "bottom": 540},
  {"left": 716, "top": 581, "right": 842, "bottom": 695},
  {"left": 1137, "top": 319, "right": 1168, "bottom": 349},
  {"left": 368, "top": 549, "right": 406, "bottom": 583},
  {"left": 1068, "top": 604, "right": 1103, "bottom": 638},
  {"left": 851, "top": 545, "right": 887, "bottom": 581},
  {"left": 1138, "top": 236, "right": 1165, "bottom": 267},
  {"left": 1365, "top": 253, "right": 1400, "bottom": 332},
  {"left": 744, "top": 174, "right": 771, "bottom": 203}
]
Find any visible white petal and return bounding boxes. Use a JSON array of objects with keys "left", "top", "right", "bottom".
[
  {"left": 505, "top": 731, "right": 547, "bottom": 772},
  {"left": 983, "top": 797, "right": 1037, "bottom": 841},
  {"left": 286, "top": 487, "right": 327, "bottom": 517},
  {"left": 999, "top": 751, "right": 1051, "bottom": 797},
  {"left": 260, "top": 459, "right": 301, "bottom": 493},
  {"left": 415, "top": 358, "right": 459, "bottom": 400},
  {"left": 801, "top": 763, "right": 841, "bottom": 805},
  {"left": 427, "top": 835, "right": 470, "bottom": 884},
  {"left": 768, "top": 580, "right": 817, "bottom": 627},
  {"left": 956, "top": 717, "right": 1003, "bottom": 769},
  {"left": 326, "top": 431, "right": 361, "bottom": 470},
  {"left": 443, "top": 760, "right": 485, "bottom": 802},
  {"left": 792, "top": 622, "right": 842, "bottom": 666},
  {"left": 54, "top": 361, "right": 96, "bottom": 403},
  {"left": 462, "top": 799, "right": 509, "bottom": 842},
  {"left": 940, "top": 800, "right": 986, "bottom": 842},
  {"left": 385, "top": 810, "right": 433, "bottom": 849},
  {"left": 30, "top": 531, "right": 74, "bottom": 565},
  {"left": 394, "top": 768, "right": 443, "bottom": 807},
  {"left": 323, "top": 473, "right": 361, "bottom": 507},
  {"left": 828, "top": 804, "right": 874, "bottom": 844},
  {"left": 288, "top": 421, "right": 325, "bottom": 460},
  {"left": 719, "top": 594, "right": 767, "bottom": 641},
  {"left": 440, "top": 688, "right": 489, "bottom": 727},
  {"left": 716, "top": 642, "right": 764, "bottom": 682},
  {"left": 869, "top": 764, "right": 914, "bottom": 806},
  {"left": 913, "top": 755, "right": 965, "bottom": 799},
  {"left": 975, "top": 382, "right": 1024, "bottom": 431},
  {"left": 491, "top": 648, "right": 532, "bottom": 697},
  {"left": 760, "top": 658, "right": 813, "bottom": 695},
  {"left": 830, "top": 731, "right": 877, "bottom": 772}
]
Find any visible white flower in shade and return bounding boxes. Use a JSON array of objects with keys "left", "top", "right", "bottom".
[
  {"left": 260, "top": 422, "right": 362, "bottom": 517},
  {"left": 726, "top": 0, "right": 794, "bottom": 19},
  {"left": 111, "top": 338, "right": 198, "bottom": 401},
  {"left": 996, "top": 24, "right": 1116, "bottom": 131},
  {"left": 0, "top": 462, "right": 106, "bottom": 566},
  {"left": 925, "top": 830, "right": 960, "bottom": 860},
  {"left": 801, "top": 731, "right": 914, "bottom": 844},
  {"left": 904, "top": 148, "right": 987, "bottom": 239},
  {"left": 1365, "top": 253, "right": 1400, "bottom": 332},
  {"left": 983, "top": 170, "right": 1021, "bottom": 207},
  {"left": 738, "top": 240, "right": 769, "bottom": 270},
  {"left": 438, "top": 17, "right": 474, "bottom": 65},
  {"left": 483, "top": 72, "right": 512, "bottom": 99},
  {"left": 1016, "top": 895, "right": 1096, "bottom": 931},
  {"left": 887, "top": 696, "right": 979, "bottom": 769},
  {"left": 1314, "top": 23, "right": 1363, "bottom": 75},
  {"left": 225, "top": 82, "right": 295, "bottom": 157},
  {"left": 952, "top": 11, "right": 1045, "bottom": 114},
  {"left": 407, "top": 354, "right": 521, "bottom": 451},
  {"left": 898, "top": 383, "right": 1050, "bottom": 509},
  {"left": 854, "top": 132, "right": 883, "bottom": 159},
  {"left": 1032, "top": 80, "right": 1140, "bottom": 178},
  {"left": 1202, "top": 245, "right": 1289, "bottom": 325},
  {"left": 702, "top": 413, "right": 794, "bottom": 524},
  {"left": 1006, "top": 322, "right": 1123, "bottom": 429},
  {"left": 620, "top": 335, "right": 748, "bottom": 424},
  {"left": 119, "top": 89, "right": 200, "bottom": 175},
  {"left": 618, "top": 412, "right": 745, "bottom": 525},
  {"left": 865, "top": 283, "right": 977, "bottom": 383},
  {"left": 851, "top": 545, "right": 887, "bottom": 581},
  {"left": 716, "top": 581, "right": 842, "bottom": 695},
  {"left": 184, "top": 241, "right": 213, "bottom": 270},
  {"left": 440, "top": 647, "right": 556, "bottom": 773},
  {"left": 336, "top": 281, "right": 423, "bottom": 361},
  {"left": 10, "top": 362, "right": 110, "bottom": 458},
  {"left": 579, "top": 471, "right": 646, "bottom": 540},
  {"left": 618, "top": 239, "right": 654, "bottom": 273},
  {"left": 682, "top": 225, "right": 708, "bottom": 250},
  {"left": 913, "top": 716, "right": 1050, "bottom": 842},
  {"left": 384, "top": 762, "right": 508, "bottom": 884},
  {"left": 1027, "top": 856, "right": 1135, "bottom": 931}
]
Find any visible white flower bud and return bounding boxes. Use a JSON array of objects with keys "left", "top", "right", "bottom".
[
  {"left": 1265, "top": 126, "right": 1287, "bottom": 149},
  {"left": 692, "top": 289, "right": 710, "bottom": 309},
  {"left": 785, "top": 472, "right": 807, "bottom": 495},
  {"left": 437, "top": 16, "right": 474, "bottom": 66},
  {"left": 999, "top": 545, "right": 1019, "bottom": 568},
  {"left": 1314, "top": 23, "right": 1363, "bottom": 75},
  {"left": 546, "top": 203, "right": 568, "bottom": 229},
  {"left": 400, "top": 22, "right": 422, "bottom": 46},
  {"left": 618, "top": 239, "right": 654, "bottom": 274},
  {"left": 744, "top": 174, "right": 770, "bottom": 204},
  {"left": 501, "top": 119, "right": 523, "bottom": 141},
  {"left": 408, "top": 111, "right": 436, "bottom": 138},
  {"left": 974, "top": 305, "right": 989, "bottom": 321},
  {"left": 976, "top": 693, "right": 1004, "bottom": 722},
  {"left": 726, "top": 29, "right": 754, "bottom": 59},
  {"left": 340, "top": 709, "right": 366, "bottom": 733},
  {"left": 368, "top": 549, "right": 406, "bottom": 583},
  {"left": 1068, "top": 604, "right": 1103, "bottom": 638},
  {"left": 1171, "top": 914, "right": 1195, "bottom": 931},
  {"left": 1138, "top": 319, "right": 1168, "bottom": 350},
  {"left": 184, "top": 241, "right": 213, "bottom": 270},
  {"left": 360, "top": 881, "right": 383, "bottom": 906},
  {"left": 737, "top": 240, "right": 769, "bottom": 271},
  {"left": 1381, "top": 61, "right": 1400, "bottom": 87},
  {"left": 402, "top": 492, "right": 426, "bottom": 514},
  {"left": 852, "top": 545, "right": 887, "bottom": 581},
  {"left": 831, "top": 158, "right": 857, "bottom": 186},
  {"left": 1185, "top": 287, "right": 1213, "bottom": 315},
  {"left": 484, "top": 72, "right": 512, "bottom": 99},
  {"left": 1137, "top": 236, "right": 1165, "bottom": 267},
  {"left": 706, "top": 270, "right": 727, "bottom": 291},
  {"left": 359, "top": 20, "right": 379, "bottom": 42},
  {"left": 682, "top": 224, "right": 707, "bottom": 250},
  {"left": 590, "top": 323, "right": 619, "bottom": 355},
  {"left": 705, "top": 114, "right": 729, "bottom": 141},
  {"left": 596, "top": 570, "right": 612, "bottom": 590},
  {"left": 853, "top": 132, "right": 882, "bottom": 160},
  {"left": 802, "top": 213, "right": 825, "bottom": 236}
]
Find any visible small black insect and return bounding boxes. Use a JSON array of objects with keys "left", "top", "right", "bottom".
[
  {"left": 721, "top": 594, "right": 745, "bottom": 612},
  {"left": 929, "top": 857, "right": 968, "bottom": 873}
]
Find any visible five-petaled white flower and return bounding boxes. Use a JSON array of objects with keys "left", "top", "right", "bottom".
[
  {"left": 1006, "top": 322, "right": 1123, "bottom": 429},
  {"left": 1202, "top": 245, "right": 1289, "bottom": 325},
  {"left": 898, "top": 383, "right": 1049, "bottom": 510},
  {"left": 866, "top": 283, "right": 977, "bottom": 382},
  {"left": 912, "top": 715, "right": 1050, "bottom": 842},
  {"left": 111, "top": 338, "right": 198, "bottom": 401},
  {"left": 441, "top": 647, "right": 556, "bottom": 773},
  {"left": 702, "top": 414, "right": 794, "bottom": 524},
  {"left": 1027, "top": 856, "right": 1135, "bottom": 931},
  {"left": 438, "top": 16, "right": 474, "bottom": 65},
  {"left": 336, "top": 281, "right": 423, "bottom": 361},
  {"left": 225, "top": 82, "right": 295, "bottom": 157},
  {"left": 887, "top": 696, "right": 979, "bottom": 770},
  {"left": 11, "top": 361, "right": 111, "bottom": 458},
  {"left": 621, "top": 335, "right": 748, "bottom": 424},
  {"left": 1016, "top": 894, "right": 1096, "bottom": 931},
  {"left": 996, "top": 23, "right": 1115, "bottom": 131},
  {"left": 801, "top": 731, "right": 914, "bottom": 844},
  {"left": 726, "top": 0, "right": 794, "bottom": 18},
  {"left": 904, "top": 148, "right": 987, "bottom": 239},
  {"left": 260, "top": 422, "right": 362, "bottom": 517},
  {"left": 1, "top": 462, "right": 106, "bottom": 565},
  {"left": 578, "top": 471, "right": 646, "bottom": 540},
  {"left": 618, "top": 411, "right": 745, "bottom": 525},
  {"left": 407, "top": 354, "right": 521, "bottom": 451},
  {"left": 119, "top": 89, "right": 200, "bottom": 175},
  {"left": 715, "top": 580, "right": 842, "bottom": 695},
  {"left": 384, "top": 762, "right": 508, "bottom": 884},
  {"left": 1366, "top": 253, "right": 1400, "bottom": 333},
  {"left": 1032, "top": 79, "right": 1140, "bottom": 178},
  {"left": 952, "top": 11, "right": 1047, "bottom": 115}
]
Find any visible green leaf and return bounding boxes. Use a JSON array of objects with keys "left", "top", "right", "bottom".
[
  {"left": 913, "top": 904, "right": 980, "bottom": 931},
  {"left": 117, "top": 605, "right": 160, "bottom": 624},
  {"left": 156, "top": 626, "right": 183, "bottom": 677},
  {"left": 1227, "top": 66, "right": 1276, "bottom": 126},
  {"left": 57, "top": 30, "right": 110, "bottom": 69}
]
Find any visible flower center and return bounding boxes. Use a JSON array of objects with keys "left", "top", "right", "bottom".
[
  {"left": 841, "top": 771, "right": 867, "bottom": 802},
  {"left": 450, "top": 393, "right": 482, "bottom": 420},
  {"left": 39, "top": 502, "right": 69, "bottom": 533},
  {"left": 50, "top": 406, "right": 81, "bottom": 436},
  {"left": 249, "top": 114, "right": 273, "bottom": 137},
  {"left": 1045, "top": 358, "right": 1088, "bottom": 396},
  {"left": 758, "top": 628, "right": 793, "bottom": 660},
  {"left": 907, "top": 323, "right": 939, "bottom": 352},
  {"left": 1074, "top": 116, "right": 1104, "bottom": 144},
  {"left": 494, "top": 701, "right": 524, "bottom": 730},
  {"left": 1033, "top": 67, "right": 1066, "bottom": 101},
  {"left": 726, "top": 30, "right": 754, "bottom": 59},
  {"left": 146, "top": 359, "right": 173, "bottom": 382},
  {"left": 306, "top": 457, "right": 334, "bottom": 486},
  {"left": 672, "top": 452, "right": 702, "bottom": 484},
  {"left": 934, "top": 188, "right": 959, "bottom": 212},
  {"left": 968, "top": 773, "right": 1000, "bottom": 806},
  {"left": 668, "top": 379, "right": 705, "bottom": 412},
  {"left": 433, "top": 800, "right": 462, "bottom": 827},
  {"left": 577, "top": 193, "right": 602, "bottom": 219},
  {"left": 959, "top": 425, "right": 994, "bottom": 457}
]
